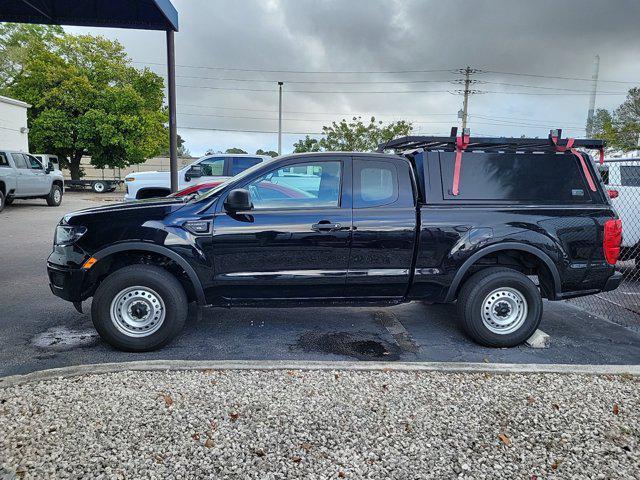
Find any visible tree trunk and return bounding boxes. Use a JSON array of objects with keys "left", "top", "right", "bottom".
[{"left": 69, "top": 152, "right": 83, "bottom": 180}]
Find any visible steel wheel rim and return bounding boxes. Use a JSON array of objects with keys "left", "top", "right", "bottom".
[
  {"left": 481, "top": 287, "right": 528, "bottom": 335},
  {"left": 94, "top": 182, "right": 105, "bottom": 193},
  {"left": 110, "top": 286, "right": 165, "bottom": 338},
  {"left": 53, "top": 189, "right": 61, "bottom": 203}
]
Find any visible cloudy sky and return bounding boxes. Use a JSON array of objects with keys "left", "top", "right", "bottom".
[{"left": 68, "top": 0, "right": 640, "bottom": 157}]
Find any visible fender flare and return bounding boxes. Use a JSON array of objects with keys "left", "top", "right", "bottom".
[
  {"left": 92, "top": 242, "right": 207, "bottom": 305},
  {"left": 444, "top": 242, "right": 562, "bottom": 302}
]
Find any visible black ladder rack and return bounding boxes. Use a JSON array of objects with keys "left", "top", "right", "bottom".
[{"left": 377, "top": 128, "right": 605, "bottom": 153}]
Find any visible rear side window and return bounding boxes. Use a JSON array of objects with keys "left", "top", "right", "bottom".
[
  {"left": 231, "top": 157, "right": 261, "bottom": 176},
  {"left": 0, "top": 153, "right": 8, "bottom": 167},
  {"left": 440, "top": 152, "right": 593, "bottom": 203},
  {"left": 354, "top": 160, "right": 398, "bottom": 208},
  {"left": 620, "top": 166, "right": 640, "bottom": 187}
]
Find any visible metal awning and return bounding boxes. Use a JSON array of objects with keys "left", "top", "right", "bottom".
[
  {"left": 0, "top": 0, "right": 181, "bottom": 191},
  {"left": 0, "top": 0, "right": 178, "bottom": 31}
]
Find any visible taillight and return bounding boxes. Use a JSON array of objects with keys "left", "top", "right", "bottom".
[
  {"left": 607, "top": 189, "right": 619, "bottom": 199},
  {"left": 603, "top": 219, "right": 622, "bottom": 265}
]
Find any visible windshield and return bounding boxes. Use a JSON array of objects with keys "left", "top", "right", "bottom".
[{"left": 190, "top": 156, "right": 278, "bottom": 203}]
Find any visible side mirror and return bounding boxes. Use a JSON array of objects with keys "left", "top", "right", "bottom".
[
  {"left": 224, "top": 188, "right": 253, "bottom": 212},
  {"left": 45, "top": 163, "right": 52, "bottom": 174},
  {"left": 185, "top": 164, "right": 203, "bottom": 181}
]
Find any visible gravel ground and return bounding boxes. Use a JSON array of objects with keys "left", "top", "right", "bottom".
[{"left": 0, "top": 370, "right": 638, "bottom": 480}]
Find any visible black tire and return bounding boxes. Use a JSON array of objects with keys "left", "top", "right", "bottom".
[
  {"left": 0, "top": 191, "right": 5, "bottom": 213},
  {"left": 46, "top": 184, "right": 63, "bottom": 206},
  {"left": 92, "top": 181, "right": 106, "bottom": 193},
  {"left": 457, "top": 267, "right": 542, "bottom": 348},
  {"left": 91, "top": 265, "right": 188, "bottom": 351}
]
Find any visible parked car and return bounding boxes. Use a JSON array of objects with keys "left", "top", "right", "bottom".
[
  {"left": 170, "top": 179, "right": 314, "bottom": 201},
  {"left": 0, "top": 150, "right": 65, "bottom": 212},
  {"left": 598, "top": 158, "right": 640, "bottom": 266},
  {"left": 124, "top": 154, "right": 271, "bottom": 201},
  {"left": 47, "top": 133, "right": 622, "bottom": 351}
]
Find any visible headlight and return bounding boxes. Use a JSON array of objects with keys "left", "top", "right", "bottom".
[
  {"left": 55, "top": 225, "right": 87, "bottom": 245},
  {"left": 126, "top": 177, "right": 135, "bottom": 182}
]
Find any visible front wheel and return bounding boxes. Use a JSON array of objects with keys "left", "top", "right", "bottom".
[
  {"left": 457, "top": 267, "right": 542, "bottom": 347},
  {"left": 91, "top": 265, "right": 188, "bottom": 351},
  {"left": 46, "top": 185, "right": 63, "bottom": 206}
]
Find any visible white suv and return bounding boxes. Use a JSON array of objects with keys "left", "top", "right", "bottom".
[
  {"left": 124, "top": 154, "right": 271, "bottom": 201},
  {"left": 600, "top": 157, "right": 640, "bottom": 264}
]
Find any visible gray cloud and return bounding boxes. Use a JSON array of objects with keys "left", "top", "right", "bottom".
[{"left": 68, "top": 0, "right": 640, "bottom": 155}]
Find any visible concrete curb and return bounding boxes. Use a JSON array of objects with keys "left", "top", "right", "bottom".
[{"left": 1, "top": 360, "right": 638, "bottom": 388}]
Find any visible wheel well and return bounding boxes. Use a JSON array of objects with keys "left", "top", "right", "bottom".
[
  {"left": 91, "top": 250, "right": 198, "bottom": 303},
  {"left": 137, "top": 188, "right": 171, "bottom": 200},
  {"left": 455, "top": 249, "right": 556, "bottom": 299},
  {"left": 53, "top": 180, "right": 63, "bottom": 190}
]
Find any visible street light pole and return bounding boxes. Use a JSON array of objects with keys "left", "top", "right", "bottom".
[{"left": 278, "top": 81, "right": 283, "bottom": 155}]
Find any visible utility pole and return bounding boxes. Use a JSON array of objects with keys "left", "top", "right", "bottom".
[
  {"left": 586, "top": 54, "right": 600, "bottom": 138},
  {"left": 453, "top": 67, "right": 481, "bottom": 132},
  {"left": 277, "top": 82, "right": 283, "bottom": 155},
  {"left": 461, "top": 66, "right": 471, "bottom": 131}
]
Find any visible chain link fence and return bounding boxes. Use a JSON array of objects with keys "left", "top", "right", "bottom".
[{"left": 571, "top": 159, "right": 640, "bottom": 332}]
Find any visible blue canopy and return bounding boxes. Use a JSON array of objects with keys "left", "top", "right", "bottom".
[{"left": 0, "top": 0, "right": 178, "bottom": 31}]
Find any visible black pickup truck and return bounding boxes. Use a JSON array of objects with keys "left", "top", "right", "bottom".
[{"left": 47, "top": 131, "right": 623, "bottom": 351}]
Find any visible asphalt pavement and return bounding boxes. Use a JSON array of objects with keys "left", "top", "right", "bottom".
[{"left": 1, "top": 191, "right": 639, "bottom": 377}]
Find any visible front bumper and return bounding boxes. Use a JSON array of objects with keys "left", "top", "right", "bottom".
[{"left": 47, "top": 262, "right": 90, "bottom": 303}]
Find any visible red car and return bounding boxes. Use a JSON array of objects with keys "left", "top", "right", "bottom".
[{"left": 170, "top": 180, "right": 312, "bottom": 201}]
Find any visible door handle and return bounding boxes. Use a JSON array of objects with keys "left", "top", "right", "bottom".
[{"left": 312, "top": 220, "right": 342, "bottom": 232}]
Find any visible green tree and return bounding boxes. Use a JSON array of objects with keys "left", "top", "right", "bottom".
[
  {"left": 256, "top": 149, "right": 278, "bottom": 157},
  {"left": 588, "top": 109, "right": 618, "bottom": 148},
  {"left": 225, "top": 147, "right": 247, "bottom": 154},
  {"left": 0, "top": 24, "right": 168, "bottom": 179},
  {"left": 612, "top": 88, "right": 640, "bottom": 150},
  {"left": 161, "top": 134, "right": 191, "bottom": 158},
  {"left": 293, "top": 135, "right": 321, "bottom": 153},
  {"left": 318, "top": 117, "right": 412, "bottom": 151}
]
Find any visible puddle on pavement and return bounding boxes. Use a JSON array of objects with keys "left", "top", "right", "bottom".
[
  {"left": 31, "top": 326, "right": 99, "bottom": 351},
  {"left": 296, "top": 331, "right": 401, "bottom": 361}
]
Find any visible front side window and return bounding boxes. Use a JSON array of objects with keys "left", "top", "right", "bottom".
[
  {"left": 244, "top": 161, "right": 341, "bottom": 209},
  {"left": 199, "top": 157, "right": 225, "bottom": 176},
  {"left": 12, "top": 153, "right": 29, "bottom": 169},
  {"left": 27, "top": 155, "right": 43, "bottom": 170},
  {"left": 620, "top": 165, "right": 640, "bottom": 187},
  {"left": 231, "top": 157, "right": 262, "bottom": 176},
  {"left": 0, "top": 153, "right": 8, "bottom": 167}
]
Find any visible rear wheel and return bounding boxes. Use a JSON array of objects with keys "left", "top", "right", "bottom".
[
  {"left": 91, "top": 265, "right": 188, "bottom": 351},
  {"left": 0, "top": 191, "right": 5, "bottom": 212},
  {"left": 46, "top": 185, "right": 63, "bottom": 206},
  {"left": 457, "top": 267, "right": 542, "bottom": 347},
  {"left": 92, "top": 181, "right": 106, "bottom": 193}
]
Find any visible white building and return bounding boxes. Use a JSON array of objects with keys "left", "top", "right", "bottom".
[{"left": 0, "top": 95, "right": 31, "bottom": 151}]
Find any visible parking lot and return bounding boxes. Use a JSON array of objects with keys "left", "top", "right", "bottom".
[{"left": 1, "top": 191, "right": 639, "bottom": 378}]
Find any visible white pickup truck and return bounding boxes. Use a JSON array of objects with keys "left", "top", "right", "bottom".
[
  {"left": 0, "top": 150, "right": 65, "bottom": 212},
  {"left": 124, "top": 153, "right": 271, "bottom": 201}
]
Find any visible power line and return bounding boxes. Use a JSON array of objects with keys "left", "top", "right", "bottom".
[
  {"left": 135, "top": 60, "right": 454, "bottom": 75},
  {"left": 135, "top": 60, "right": 639, "bottom": 84},
  {"left": 481, "top": 69, "right": 638, "bottom": 85},
  {"left": 175, "top": 83, "right": 627, "bottom": 95},
  {"left": 177, "top": 126, "right": 323, "bottom": 135}
]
